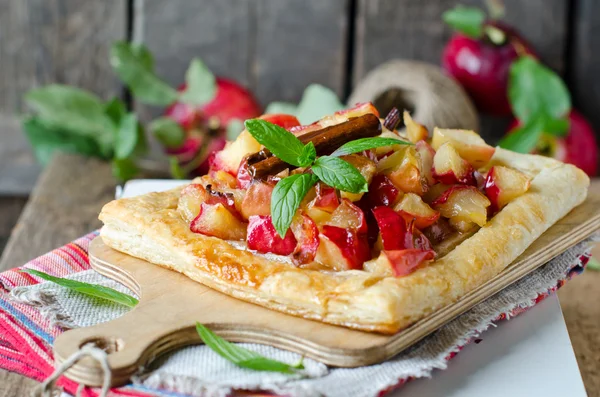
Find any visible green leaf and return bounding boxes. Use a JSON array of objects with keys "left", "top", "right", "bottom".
[
  {"left": 244, "top": 119, "right": 308, "bottom": 167},
  {"left": 312, "top": 156, "right": 368, "bottom": 194},
  {"left": 110, "top": 41, "right": 178, "bottom": 106},
  {"left": 150, "top": 117, "right": 185, "bottom": 148},
  {"left": 298, "top": 142, "right": 317, "bottom": 167},
  {"left": 20, "top": 268, "right": 138, "bottom": 308},
  {"left": 264, "top": 101, "right": 298, "bottom": 116},
  {"left": 331, "top": 137, "right": 412, "bottom": 157},
  {"left": 115, "top": 113, "right": 140, "bottom": 159},
  {"left": 104, "top": 97, "right": 127, "bottom": 127},
  {"left": 498, "top": 116, "right": 545, "bottom": 153},
  {"left": 169, "top": 156, "right": 187, "bottom": 179},
  {"left": 111, "top": 157, "right": 139, "bottom": 181},
  {"left": 271, "top": 173, "right": 319, "bottom": 238},
  {"left": 24, "top": 85, "right": 115, "bottom": 153},
  {"left": 226, "top": 119, "right": 245, "bottom": 141},
  {"left": 179, "top": 58, "right": 217, "bottom": 106},
  {"left": 22, "top": 116, "right": 106, "bottom": 165},
  {"left": 587, "top": 257, "right": 600, "bottom": 271},
  {"left": 542, "top": 117, "right": 570, "bottom": 137},
  {"left": 295, "top": 84, "right": 345, "bottom": 124},
  {"left": 509, "top": 56, "right": 571, "bottom": 124},
  {"left": 442, "top": 5, "right": 485, "bottom": 38},
  {"left": 130, "top": 43, "right": 154, "bottom": 71},
  {"left": 196, "top": 323, "right": 304, "bottom": 374}
]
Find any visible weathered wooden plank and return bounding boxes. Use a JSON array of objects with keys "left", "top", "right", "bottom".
[
  {"left": 0, "top": 197, "right": 27, "bottom": 255},
  {"left": 0, "top": 0, "right": 126, "bottom": 194},
  {"left": 0, "top": 371, "right": 38, "bottom": 397},
  {"left": 0, "top": 154, "right": 115, "bottom": 272},
  {"left": 134, "top": 0, "right": 349, "bottom": 112},
  {"left": 568, "top": 0, "right": 600, "bottom": 139}
]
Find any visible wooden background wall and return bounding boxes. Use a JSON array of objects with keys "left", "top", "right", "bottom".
[{"left": 0, "top": 0, "right": 598, "bottom": 195}]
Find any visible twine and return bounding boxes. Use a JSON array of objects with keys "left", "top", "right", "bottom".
[{"left": 36, "top": 343, "right": 111, "bottom": 397}]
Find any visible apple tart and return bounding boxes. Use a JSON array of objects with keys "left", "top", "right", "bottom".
[{"left": 99, "top": 104, "right": 589, "bottom": 334}]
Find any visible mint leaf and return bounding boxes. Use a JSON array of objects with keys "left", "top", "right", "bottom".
[
  {"left": 179, "top": 58, "right": 217, "bottom": 106},
  {"left": 295, "top": 84, "right": 345, "bottom": 124},
  {"left": 498, "top": 116, "right": 545, "bottom": 153},
  {"left": 150, "top": 117, "right": 185, "bottom": 148},
  {"left": 24, "top": 85, "right": 115, "bottom": 153},
  {"left": 130, "top": 43, "right": 154, "bottom": 71},
  {"left": 110, "top": 41, "right": 178, "bottom": 106},
  {"left": 442, "top": 5, "right": 485, "bottom": 38},
  {"left": 20, "top": 269, "right": 138, "bottom": 308},
  {"left": 169, "top": 156, "right": 187, "bottom": 179},
  {"left": 312, "top": 156, "right": 368, "bottom": 194},
  {"left": 104, "top": 97, "right": 127, "bottom": 127},
  {"left": 22, "top": 116, "right": 105, "bottom": 165},
  {"left": 244, "top": 119, "right": 308, "bottom": 167},
  {"left": 271, "top": 173, "right": 319, "bottom": 237},
  {"left": 111, "top": 157, "right": 139, "bottom": 181},
  {"left": 331, "top": 137, "right": 412, "bottom": 157},
  {"left": 115, "top": 113, "right": 140, "bottom": 159},
  {"left": 509, "top": 56, "right": 571, "bottom": 125},
  {"left": 298, "top": 142, "right": 317, "bottom": 167},
  {"left": 542, "top": 117, "right": 569, "bottom": 137},
  {"left": 196, "top": 323, "right": 304, "bottom": 374}
]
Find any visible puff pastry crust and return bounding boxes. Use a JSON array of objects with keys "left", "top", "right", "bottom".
[{"left": 99, "top": 148, "right": 589, "bottom": 334}]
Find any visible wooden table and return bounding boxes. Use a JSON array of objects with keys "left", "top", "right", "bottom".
[{"left": 0, "top": 153, "right": 599, "bottom": 396}]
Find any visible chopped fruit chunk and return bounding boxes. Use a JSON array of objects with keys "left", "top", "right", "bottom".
[
  {"left": 377, "top": 146, "right": 427, "bottom": 195},
  {"left": 376, "top": 249, "right": 436, "bottom": 277},
  {"left": 290, "top": 213, "right": 320, "bottom": 264},
  {"left": 448, "top": 218, "right": 477, "bottom": 233},
  {"left": 305, "top": 205, "right": 332, "bottom": 226},
  {"left": 432, "top": 143, "right": 475, "bottom": 185},
  {"left": 431, "top": 128, "right": 495, "bottom": 168},
  {"left": 372, "top": 207, "right": 413, "bottom": 250},
  {"left": 326, "top": 199, "right": 367, "bottom": 234},
  {"left": 336, "top": 102, "right": 380, "bottom": 118},
  {"left": 259, "top": 114, "right": 301, "bottom": 129},
  {"left": 315, "top": 225, "right": 371, "bottom": 271},
  {"left": 403, "top": 111, "right": 429, "bottom": 143},
  {"left": 312, "top": 184, "right": 340, "bottom": 213},
  {"left": 393, "top": 193, "right": 440, "bottom": 229},
  {"left": 431, "top": 186, "right": 491, "bottom": 227},
  {"left": 362, "top": 174, "right": 401, "bottom": 208},
  {"left": 422, "top": 183, "right": 452, "bottom": 204},
  {"left": 247, "top": 215, "right": 297, "bottom": 256},
  {"left": 241, "top": 182, "right": 274, "bottom": 219},
  {"left": 339, "top": 154, "right": 377, "bottom": 201},
  {"left": 236, "top": 158, "right": 253, "bottom": 189},
  {"left": 212, "top": 130, "right": 262, "bottom": 174},
  {"left": 416, "top": 140, "right": 436, "bottom": 185},
  {"left": 191, "top": 203, "right": 247, "bottom": 240},
  {"left": 178, "top": 184, "right": 211, "bottom": 222},
  {"left": 209, "top": 170, "right": 238, "bottom": 188},
  {"left": 484, "top": 166, "right": 531, "bottom": 212}
]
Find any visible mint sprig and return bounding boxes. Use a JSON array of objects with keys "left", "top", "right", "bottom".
[
  {"left": 331, "top": 137, "right": 412, "bottom": 156},
  {"left": 312, "top": 156, "right": 368, "bottom": 194},
  {"left": 271, "top": 173, "right": 319, "bottom": 237},
  {"left": 196, "top": 323, "right": 304, "bottom": 374},
  {"left": 20, "top": 268, "right": 138, "bottom": 308}
]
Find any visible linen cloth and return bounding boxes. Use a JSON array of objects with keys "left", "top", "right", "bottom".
[{"left": 0, "top": 231, "right": 594, "bottom": 397}]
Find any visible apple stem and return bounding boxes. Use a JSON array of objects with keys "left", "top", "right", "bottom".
[{"left": 483, "top": 25, "right": 506, "bottom": 46}]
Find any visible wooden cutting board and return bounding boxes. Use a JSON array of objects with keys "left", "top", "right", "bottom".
[{"left": 53, "top": 194, "right": 600, "bottom": 387}]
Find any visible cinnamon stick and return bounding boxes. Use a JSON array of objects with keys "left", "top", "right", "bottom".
[{"left": 247, "top": 113, "right": 382, "bottom": 180}]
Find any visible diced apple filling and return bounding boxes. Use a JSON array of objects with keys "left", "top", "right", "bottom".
[
  {"left": 432, "top": 143, "right": 475, "bottom": 185},
  {"left": 431, "top": 127, "right": 495, "bottom": 167},
  {"left": 403, "top": 111, "right": 429, "bottom": 143},
  {"left": 484, "top": 166, "right": 531, "bottom": 212},
  {"left": 190, "top": 203, "right": 247, "bottom": 240},
  {"left": 376, "top": 146, "right": 427, "bottom": 195},
  {"left": 431, "top": 186, "right": 491, "bottom": 228},
  {"left": 393, "top": 193, "right": 440, "bottom": 229}
]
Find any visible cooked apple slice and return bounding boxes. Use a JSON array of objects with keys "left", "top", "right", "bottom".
[
  {"left": 259, "top": 114, "right": 301, "bottom": 129},
  {"left": 178, "top": 184, "right": 211, "bottom": 222},
  {"left": 326, "top": 199, "right": 367, "bottom": 234},
  {"left": 416, "top": 140, "right": 436, "bottom": 185},
  {"left": 484, "top": 165, "right": 531, "bottom": 212},
  {"left": 374, "top": 249, "right": 436, "bottom": 277},
  {"left": 403, "top": 111, "right": 429, "bottom": 143},
  {"left": 314, "top": 225, "right": 371, "bottom": 270},
  {"left": 336, "top": 102, "right": 380, "bottom": 119},
  {"left": 393, "top": 193, "right": 440, "bottom": 229},
  {"left": 211, "top": 129, "right": 262, "bottom": 175},
  {"left": 208, "top": 170, "right": 238, "bottom": 189},
  {"left": 312, "top": 184, "right": 340, "bottom": 213},
  {"left": 422, "top": 183, "right": 452, "bottom": 204},
  {"left": 290, "top": 213, "right": 320, "bottom": 264},
  {"left": 247, "top": 215, "right": 297, "bottom": 256},
  {"left": 377, "top": 146, "right": 427, "bottom": 195},
  {"left": 431, "top": 127, "right": 495, "bottom": 168},
  {"left": 432, "top": 143, "right": 475, "bottom": 185},
  {"left": 339, "top": 154, "right": 377, "bottom": 201},
  {"left": 431, "top": 185, "right": 491, "bottom": 227},
  {"left": 372, "top": 206, "right": 413, "bottom": 250},
  {"left": 235, "top": 158, "right": 253, "bottom": 189},
  {"left": 190, "top": 203, "right": 247, "bottom": 240},
  {"left": 362, "top": 174, "right": 402, "bottom": 209},
  {"left": 240, "top": 181, "right": 275, "bottom": 219}
]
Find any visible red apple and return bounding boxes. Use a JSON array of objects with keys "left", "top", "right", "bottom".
[
  {"left": 290, "top": 213, "right": 320, "bottom": 264},
  {"left": 506, "top": 110, "right": 598, "bottom": 176},
  {"left": 314, "top": 225, "right": 371, "bottom": 270},
  {"left": 326, "top": 199, "right": 367, "bottom": 234},
  {"left": 375, "top": 249, "right": 436, "bottom": 277},
  {"left": 442, "top": 22, "right": 535, "bottom": 116},
  {"left": 241, "top": 181, "right": 275, "bottom": 219},
  {"left": 259, "top": 114, "right": 301, "bottom": 129},
  {"left": 393, "top": 193, "right": 440, "bottom": 229},
  {"left": 432, "top": 143, "right": 476, "bottom": 185},
  {"left": 432, "top": 127, "right": 496, "bottom": 168},
  {"left": 484, "top": 166, "right": 531, "bottom": 212},
  {"left": 247, "top": 215, "right": 297, "bottom": 256},
  {"left": 190, "top": 203, "right": 247, "bottom": 240},
  {"left": 431, "top": 185, "right": 491, "bottom": 229},
  {"left": 235, "top": 158, "right": 253, "bottom": 189}
]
